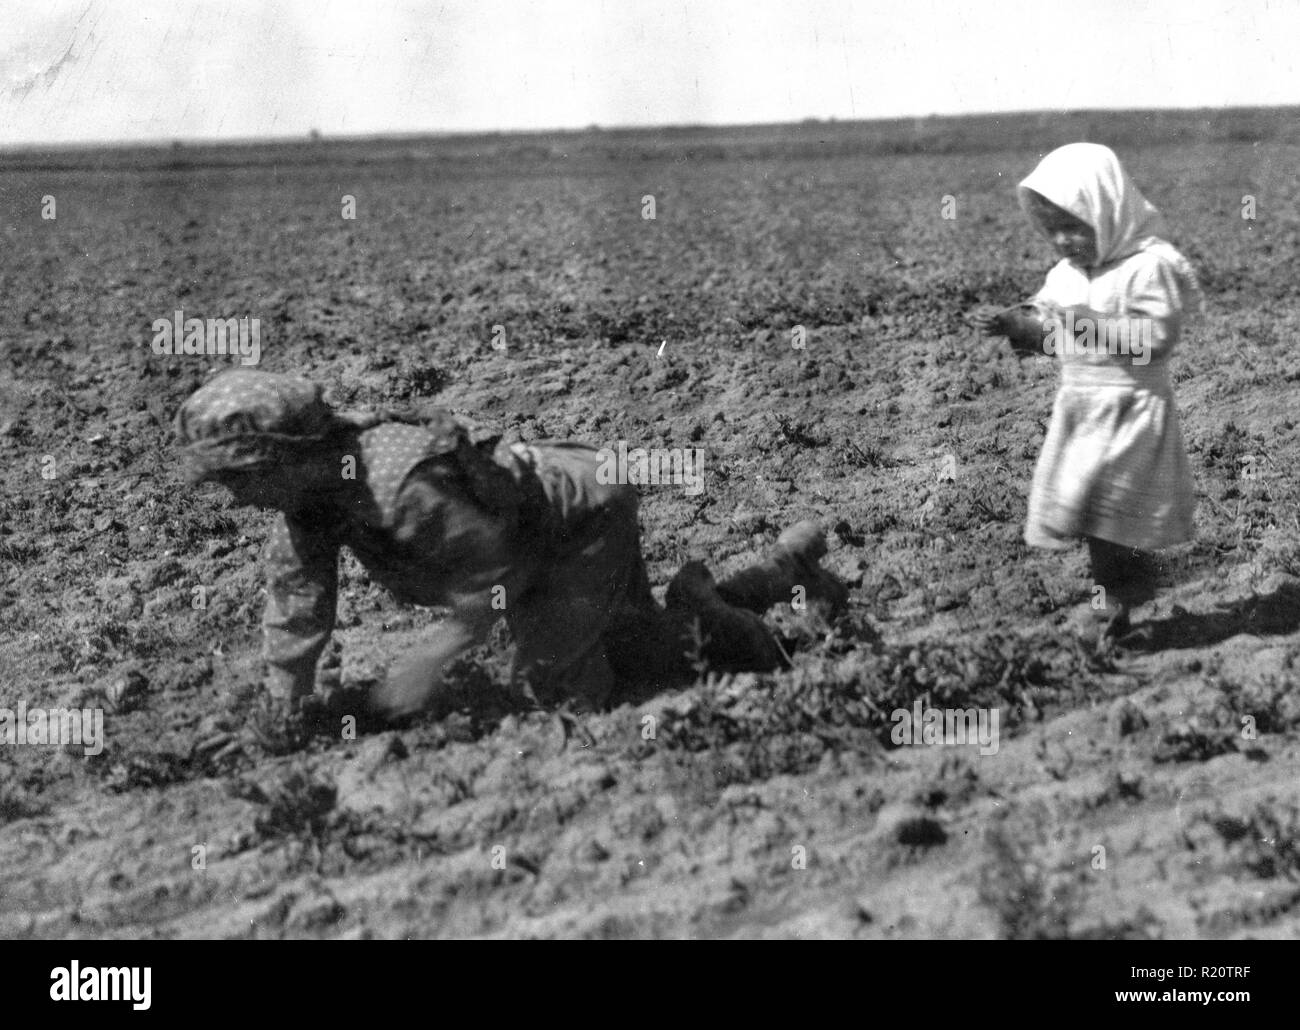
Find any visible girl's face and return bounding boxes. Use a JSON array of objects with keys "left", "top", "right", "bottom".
[
  {"left": 212, "top": 466, "right": 294, "bottom": 510},
  {"left": 1025, "top": 190, "right": 1097, "bottom": 267},
  {"left": 210, "top": 451, "right": 336, "bottom": 512}
]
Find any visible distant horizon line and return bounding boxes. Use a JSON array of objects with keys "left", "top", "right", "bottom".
[{"left": 2, "top": 101, "right": 1295, "bottom": 153}]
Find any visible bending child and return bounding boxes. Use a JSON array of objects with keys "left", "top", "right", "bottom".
[
  {"left": 174, "top": 370, "right": 847, "bottom": 727},
  {"left": 969, "top": 143, "right": 1202, "bottom": 645}
]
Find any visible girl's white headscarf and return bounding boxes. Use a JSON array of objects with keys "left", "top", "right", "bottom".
[
  {"left": 1018, "top": 143, "right": 1166, "bottom": 265},
  {"left": 1017, "top": 143, "right": 1203, "bottom": 308}
]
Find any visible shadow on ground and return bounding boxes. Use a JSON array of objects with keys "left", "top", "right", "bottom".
[{"left": 1132, "top": 580, "right": 1300, "bottom": 652}]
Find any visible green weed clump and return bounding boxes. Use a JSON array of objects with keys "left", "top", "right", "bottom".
[
  {"left": 1155, "top": 669, "right": 1300, "bottom": 763},
  {"left": 976, "top": 824, "right": 1079, "bottom": 940},
  {"left": 1187, "top": 797, "right": 1300, "bottom": 881},
  {"left": 639, "top": 630, "right": 1110, "bottom": 785}
]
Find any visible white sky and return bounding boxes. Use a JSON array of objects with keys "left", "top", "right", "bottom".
[{"left": 1, "top": 0, "right": 1296, "bottom": 144}]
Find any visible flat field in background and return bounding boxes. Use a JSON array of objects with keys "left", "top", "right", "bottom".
[{"left": 3, "top": 108, "right": 1300, "bottom": 938}]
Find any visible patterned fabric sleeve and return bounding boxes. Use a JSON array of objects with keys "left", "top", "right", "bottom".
[{"left": 262, "top": 513, "right": 340, "bottom": 700}]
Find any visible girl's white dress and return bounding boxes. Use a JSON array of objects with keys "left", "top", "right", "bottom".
[{"left": 1017, "top": 143, "right": 1201, "bottom": 552}]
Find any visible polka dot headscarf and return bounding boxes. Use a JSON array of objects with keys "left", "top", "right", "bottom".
[{"left": 175, "top": 370, "right": 338, "bottom": 479}]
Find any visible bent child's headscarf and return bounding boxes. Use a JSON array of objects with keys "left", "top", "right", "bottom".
[
  {"left": 1018, "top": 143, "right": 1203, "bottom": 307},
  {"left": 175, "top": 369, "right": 468, "bottom": 482},
  {"left": 173, "top": 370, "right": 527, "bottom": 522},
  {"left": 175, "top": 370, "right": 337, "bottom": 480}
]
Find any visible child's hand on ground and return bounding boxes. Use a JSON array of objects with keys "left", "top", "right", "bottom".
[
  {"left": 367, "top": 607, "right": 496, "bottom": 720},
  {"left": 263, "top": 666, "right": 315, "bottom": 704},
  {"left": 369, "top": 653, "right": 450, "bottom": 719}
]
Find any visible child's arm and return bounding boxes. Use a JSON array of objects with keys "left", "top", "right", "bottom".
[
  {"left": 969, "top": 302, "right": 1053, "bottom": 357},
  {"left": 369, "top": 596, "right": 499, "bottom": 717},
  {"left": 1120, "top": 256, "right": 1188, "bottom": 362},
  {"left": 368, "top": 463, "right": 529, "bottom": 719},
  {"left": 262, "top": 513, "right": 341, "bottom": 701}
]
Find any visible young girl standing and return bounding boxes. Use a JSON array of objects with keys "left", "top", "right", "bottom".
[{"left": 971, "top": 143, "right": 1203, "bottom": 643}]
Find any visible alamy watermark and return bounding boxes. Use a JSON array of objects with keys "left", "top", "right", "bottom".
[
  {"left": 151, "top": 309, "right": 261, "bottom": 366},
  {"left": 890, "top": 696, "right": 1000, "bottom": 756},
  {"left": 1, "top": 702, "right": 104, "bottom": 756},
  {"left": 1042, "top": 310, "right": 1152, "bottom": 366},
  {"left": 50, "top": 962, "right": 151, "bottom": 1010},
  {"left": 595, "top": 440, "right": 704, "bottom": 496}
]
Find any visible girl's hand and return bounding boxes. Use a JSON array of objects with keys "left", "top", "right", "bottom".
[
  {"left": 967, "top": 304, "right": 1010, "bottom": 336},
  {"left": 987, "top": 302, "right": 1055, "bottom": 357}
]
